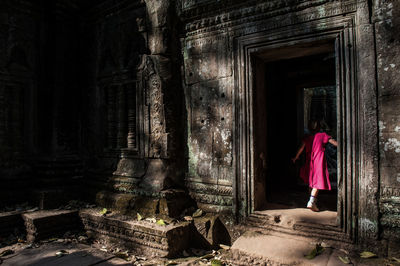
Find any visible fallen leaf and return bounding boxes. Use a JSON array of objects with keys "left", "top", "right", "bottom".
[
  {"left": 338, "top": 256, "right": 351, "bottom": 264},
  {"left": 165, "top": 261, "right": 178, "bottom": 265},
  {"left": 192, "top": 209, "right": 203, "bottom": 218},
  {"left": 211, "top": 259, "right": 222, "bottom": 266},
  {"left": 137, "top": 213, "right": 143, "bottom": 221},
  {"left": 115, "top": 251, "right": 130, "bottom": 261},
  {"left": 156, "top": 219, "right": 166, "bottom": 226},
  {"left": 391, "top": 257, "right": 400, "bottom": 263},
  {"left": 360, "top": 251, "right": 377, "bottom": 259},
  {"left": 304, "top": 244, "right": 324, "bottom": 259},
  {"left": 100, "top": 208, "right": 108, "bottom": 215}
]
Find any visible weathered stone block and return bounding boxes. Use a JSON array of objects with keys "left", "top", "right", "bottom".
[
  {"left": 22, "top": 210, "right": 81, "bottom": 242},
  {"left": 184, "top": 34, "right": 232, "bottom": 84},
  {"left": 95, "top": 190, "right": 194, "bottom": 219},
  {"left": 140, "top": 159, "right": 172, "bottom": 192},
  {"left": 80, "top": 209, "right": 192, "bottom": 257},
  {"left": 112, "top": 158, "right": 146, "bottom": 178}
]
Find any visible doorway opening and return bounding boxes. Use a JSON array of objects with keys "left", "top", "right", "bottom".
[{"left": 252, "top": 41, "right": 337, "bottom": 212}]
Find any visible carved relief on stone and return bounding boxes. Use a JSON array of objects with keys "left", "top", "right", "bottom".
[
  {"left": 148, "top": 74, "right": 167, "bottom": 158},
  {"left": 138, "top": 55, "right": 168, "bottom": 158}
]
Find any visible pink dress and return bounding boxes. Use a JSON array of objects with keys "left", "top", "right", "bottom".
[{"left": 300, "top": 132, "right": 332, "bottom": 190}]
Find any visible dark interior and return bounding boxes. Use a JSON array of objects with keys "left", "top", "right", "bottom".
[{"left": 254, "top": 46, "right": 338, "bottom": 211}]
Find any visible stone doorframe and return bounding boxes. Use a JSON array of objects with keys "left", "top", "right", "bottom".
[{"left": 232, "top": 10, "right": 379, "bottom": 243}]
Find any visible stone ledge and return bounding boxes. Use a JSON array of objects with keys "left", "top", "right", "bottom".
[
  {"left": 79, "top": 209, "right": 192, "bottom": 258},
  {"left": 22, "top": 210, "right": 81, "bottom": 242}
]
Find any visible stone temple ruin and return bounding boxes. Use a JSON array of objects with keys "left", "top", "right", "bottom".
[{"left": 0, "top": 0, "right": 400, "bottom": 262}]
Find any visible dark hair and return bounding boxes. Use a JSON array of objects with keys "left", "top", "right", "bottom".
[{"left": 308, "top": 120, "right": 321, "bottom": 134}]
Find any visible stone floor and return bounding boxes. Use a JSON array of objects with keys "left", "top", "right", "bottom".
[
  {"left": 0, "top": 204, "right": 398, "bottom": 266},
  {"left": 0, "top": 233, "right": 397, "bottom": 266},
  {"left": 0, "top": 241, "right": 231, "bottom": 266}
]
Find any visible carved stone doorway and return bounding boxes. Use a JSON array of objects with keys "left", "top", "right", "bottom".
[
  {"left": 252, "top": 49, "right": 337, "bottom": 211},
  {"left": 234, "top": 23, "right": 360, "bottom": 241}
]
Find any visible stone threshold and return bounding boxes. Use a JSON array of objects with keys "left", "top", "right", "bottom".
[{"left": 246, "top": 207, "right": 352, "bottom": 248}]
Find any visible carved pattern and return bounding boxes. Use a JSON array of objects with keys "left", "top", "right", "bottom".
[
  {"left": 149, "top": 74, "right": 166, "bottom": 157},
  {"left": 138, "top": 55, "right": 167, "bottom": 158},
  {"left": 189, "top": 191, "right": 233, "bottom": 206},
  {"left": 80, "top": 211, "right": 190, "bottom": 256},
  {"left": 184, "top": 1, "right": 362, "bottom": 37},
  {"left": 186, "top": 181, "right": 232, "bottom": 196},
  {"left": 381, "top": 186, "right": 400, "bottom": 199}
]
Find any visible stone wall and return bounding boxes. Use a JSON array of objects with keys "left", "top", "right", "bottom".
[
  {"left": 373, "top": 0, "right": 400, "bottom": 256},
  {"left": 0, "top": 1, "right": 39, "bottom": 205},
  {"left": 0, "top": 0, "right": 85, "bottom": 206},
  {"left": 80, "top": 0, "right": 188, "bottom": 217},
  {"left": 181, "top": 0, "right": 400, "bottom": 253}
]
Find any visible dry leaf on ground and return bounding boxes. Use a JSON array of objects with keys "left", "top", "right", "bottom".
[
  {"left": 338, "top": 256, "right": 351, "bottom": 264},
  {"left": 360, "top": 251, "right": 377, "bottom": 259},
  {"left": 304, "top": 244, "right": 324, "bottom": 259}
]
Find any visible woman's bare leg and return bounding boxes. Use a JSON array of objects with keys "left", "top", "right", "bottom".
[
  {"left": 307, "top": 187, "right": 319, "bottom": 212},
  {"left": 311, "top": 188, "right": 319, "bottom": 197}
]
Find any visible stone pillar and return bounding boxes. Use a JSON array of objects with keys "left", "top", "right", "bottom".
[
  {"left": 127, "top": 84, "right": 137, "bottom": 150},
  {"left": 107, "top": 86, "right": 117, "bottom": 149},
  {"left": 117, "top": 85, "right": 127, "bottom": 149}
]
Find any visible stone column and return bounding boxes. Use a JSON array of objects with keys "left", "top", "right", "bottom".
[
  {"left": 127, "top": 83, "right": 136, "bottom": 150},
  {"left": 117, "top": 85, "right": 127, "bottom": 149},
  {"left": 107, "top": 86, "right": 117, "bottom": 149}
]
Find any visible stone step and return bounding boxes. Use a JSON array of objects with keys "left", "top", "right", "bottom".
[
  {"left": 229, "top": 232, "right": 352, "bottom": 266},
  {"left": 22, "top": 210, "right": 82, "bottom": 242},
  {"left": 246, "top": 209, "right": 352, "bottom": 246},
  {"left": 246, "top": 217, "right": 349, "bottom": 243},
  {"left": 79, "top": 209, "right": 192, "bottom": 258}
]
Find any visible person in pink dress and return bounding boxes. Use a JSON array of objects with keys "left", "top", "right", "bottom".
[{"left": 292, "top": 120, "right": 338, "bottom": 212}]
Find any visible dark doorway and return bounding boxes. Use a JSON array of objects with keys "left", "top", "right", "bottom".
[{"left": 253, "top": 44, "right": 337, "bottom": 211}]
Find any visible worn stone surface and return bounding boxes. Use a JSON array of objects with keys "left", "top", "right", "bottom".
[
  {"left": 192, "top": 214, "right": 231, "bottom": 249},
  {"left": 22, "top": 210, "right": 81, "bottom": 242},
  {"left": 80, "top": 209, "right": 192, "bottom": 258},
  {"left": 374, "top": 0, "right": 400, "bottom": 251}
]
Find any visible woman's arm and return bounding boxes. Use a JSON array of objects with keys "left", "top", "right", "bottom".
[
  {"left": 329, "top": 138, "right": 338, "bottom": 147},
  {"left": 292, "top": 142, "right": 305, "bottom": 163}
]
